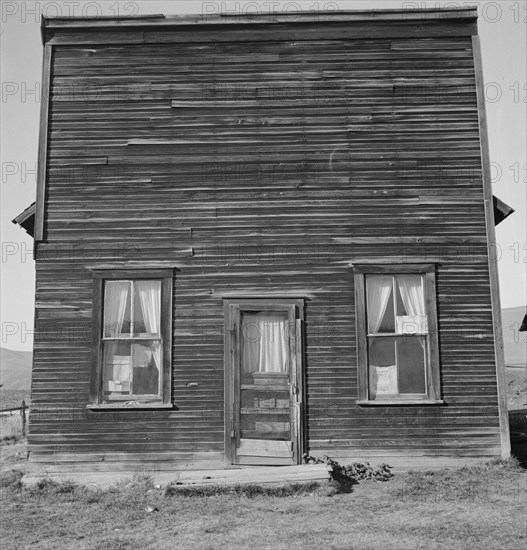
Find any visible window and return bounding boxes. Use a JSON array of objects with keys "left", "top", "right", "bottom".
[
  {"left": 354, "top": 265, "right": 441, "bottom": 404},
  {"left": 90, "top": 269, "right": 173, "bottom": 407}
]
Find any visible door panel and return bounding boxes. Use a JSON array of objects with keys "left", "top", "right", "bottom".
[
  {"left": 237, "top": 439, "right": 293, "bottom": 457},
  {"left": 224, "top": 299, "right": 303, "bottom": 466}
]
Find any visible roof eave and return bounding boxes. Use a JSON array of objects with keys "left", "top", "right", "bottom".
[
  {"left": 493, "top": 196, "right": 515, "bottom": 226},
  {"left": 40, "top": 6, "right": 479, "bottom": 32},
  {"left": 12, "top": 203, "right": 36, "bottom": 238}
]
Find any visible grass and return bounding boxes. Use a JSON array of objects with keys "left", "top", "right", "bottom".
[
  {"left": 0, "top": 389, "right": 28, "bottom": 444},
  {"left": 393, "top": 457, "right": 525, "bottom": 502},
  {"left": 506, "top": 366, "right": 527, "bottom": 411},
  {"left": 0, "top": 455, "right": 525, "bottom": 550},
  {"left": 0, "top": 413, "right": 24, "bottom": 443},
  {"left": 1, "top": 378, "right": 525, "bottom": 549},
  {"left": 165, "top": 480, "right": 324, "bottom": 499},
  {"left": 0, "top": 389, "right": 30, "bottom": 411}
]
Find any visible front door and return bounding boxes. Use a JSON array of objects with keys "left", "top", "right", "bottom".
[{"left": 224, "top": 299, "right": 304, "bottom": 465}]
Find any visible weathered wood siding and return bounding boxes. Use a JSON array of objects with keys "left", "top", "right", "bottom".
[{"left": 29, "top": 14, "right": 503, "bottom": 469}]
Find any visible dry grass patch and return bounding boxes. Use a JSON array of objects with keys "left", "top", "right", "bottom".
[{"left": 0, "top": 458, "right": 524, "bottom": 550}]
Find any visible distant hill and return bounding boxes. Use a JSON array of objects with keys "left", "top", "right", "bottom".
[
  {"left": 0, "top": 348, "right": 32, "bottom": 390},
  {"left": 501, "top": 306, "right": 527, "bottom": 367}
]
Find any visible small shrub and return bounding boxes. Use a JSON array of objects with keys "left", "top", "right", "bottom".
[
  {"left": 304, "top": 454, "right": 393, "bottom": 489},
  {"left": 29, "top": 477, "right": 80, "bottom": 496},
  {"left": 83, "top": 490, "right": 102, "bottom": 504},
  {"left": 131, "top": 471, "right": 155, "bottom": 491},
  {"left": 54, "top": 480, "right": 78, "bottom": 494},
  {"left": 34, "top": 477, "right": 60, "bottom": 492},
  {"left": 0, "top": 470, "right": 23, "bottom": 490},
  {"left": 344, "top": 462, "right": 393, "bottom": 482},
  {"left": 485, "top": 456, "right": 523, "bottom": 471}
]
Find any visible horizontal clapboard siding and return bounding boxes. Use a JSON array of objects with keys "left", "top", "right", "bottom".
[{"left": 29, "top": 17, "right": 502, "bottom": 466}]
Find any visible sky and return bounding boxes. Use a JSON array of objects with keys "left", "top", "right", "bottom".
[{"left": 1, "top": 0, "right": 526, "bottom": 351}]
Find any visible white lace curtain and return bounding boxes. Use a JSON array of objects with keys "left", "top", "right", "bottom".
[
  {"left": 366, "top": 276, "right": 393, "bottom": 334},
  {"left": 366, "top": 275, "right": 427, "bottom": 397},
  {"left": 104, "top": 281, "right": 130, "bottom": 337},
  {"left": 103, "top": 280, "right": 162, "bottom": 371},
  {"left": 242, "top": 313, "right": 289, "bottom": 373},
  {"left": 366, "top": 275, "right": 427, "bottom": 333},
  {"left": 398, "top": 275, "right": 426, "bottom": 317},
  {"left": 398, "top": 275, "right": 427, "bottom": 346},
  {"left": 137, "top": 281, "right": 162, "bottom": 371}
]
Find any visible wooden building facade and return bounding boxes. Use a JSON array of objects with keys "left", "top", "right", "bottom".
[{"left": 17, "top": 7, "right": 512, "bottom": 473}]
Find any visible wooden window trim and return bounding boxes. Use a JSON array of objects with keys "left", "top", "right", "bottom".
[
  {"left": 90, "top": 268, "right": 174, "bottom": 409},
  {"left": 354, "top": 264, "right": 441, "bottom": 405},
  {"left": 353, "top": 264, "right": 436, "bottom": 274}
]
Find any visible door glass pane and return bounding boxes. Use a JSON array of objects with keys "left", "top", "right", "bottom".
[
  {"left": 368, "top": 337, "right": 396, "bottom": 399},
  {"left": 397, "top": 336, "right": 427, "bottom": 394},
  {"left": 241, "top": 312, "right": 289, "bottom": 383},
  {"left": 240, "top": 388, "right": 291, "bottom": 441},
  {"left": 239, "top": 311, "right": 290, "bottom": 440}
]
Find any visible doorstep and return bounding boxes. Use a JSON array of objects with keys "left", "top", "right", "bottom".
[{"left": 22, "top": 463, "right": 332, "bottom": 488}]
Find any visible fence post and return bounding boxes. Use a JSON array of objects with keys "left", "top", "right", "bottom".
[{"left": 21, "top": 400, "right": 27, "bottom": 438}]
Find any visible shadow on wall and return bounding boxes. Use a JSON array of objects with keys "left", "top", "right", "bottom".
[{"left": 509, "top": 410, "right": 527, "bottom": 468}]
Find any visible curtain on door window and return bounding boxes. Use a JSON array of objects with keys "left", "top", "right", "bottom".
[{"left": 242, "top": 313, "right": 288, "bottom": 373}]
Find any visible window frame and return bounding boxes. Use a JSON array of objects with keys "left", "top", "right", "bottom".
[
  {"left": 354, "top": 264, "right": 442, "bottom": 405},
  {"left": 89, "top": 269, "right": 173, "bottom": 409}
]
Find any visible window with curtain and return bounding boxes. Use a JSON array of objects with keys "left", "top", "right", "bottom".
[
  {"left": 354, "top": 265, "right": 441, "bottom": 404},
  {"left": 90, "top": 270, "right": 173, "bottom": 406},
  {"left": 241, "top": 313, "right": 289, "bottom": 376}
]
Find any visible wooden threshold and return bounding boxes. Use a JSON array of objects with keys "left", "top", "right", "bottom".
[{"left": 22, "top": 464, "right": 332, "bottom": 488}]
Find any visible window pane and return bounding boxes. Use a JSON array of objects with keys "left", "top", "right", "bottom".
[
  {"left": 368, "top": 337, "right": 397, "bottom": 398},
  {"left": 395, "top": 275, "right": 428, "bottom": 334},
  {"left": 102, "top": 340, "right": 162, "bottom": 400},
  {"left": 366, "top": 276, "right": 395, "bottom": 333},
  {"left": 102, "top": 341, "right": 132, "bottom": 397},
  {"left": 241, "top": 312, "right": 289, "bottom": 384},
  {"left": 395, "top": 282, "right": 408, "bottom": 316},
  {"left": 133, "top": 290, "right": 147, "bottom": 334},
  {"left": 397, "top": 336, "right": 427, "bottom": 394},
  {"left": 103, "top": 281, "right": 131, "bottom": 338},
  {"left": 240, "top": 388, "right": 291, "bottom": 441},
  {"left": 239, "top": 312, "right": 290, "bottom": 439},
  {"left": 134, "top": 280, "right": 161, "bottom": 337},
  {"left": 132, "top": 341, "right": 161, "bottom": 396}
]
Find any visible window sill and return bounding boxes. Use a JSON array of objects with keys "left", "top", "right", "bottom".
[
  {"left": 356, "top": 400, "right": 444, "bottom": 406},
  {"left": 86, "top": 403, "right": 175, "bottom": 410}
]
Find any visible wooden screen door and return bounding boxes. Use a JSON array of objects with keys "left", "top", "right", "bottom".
[{"left": 224, "top": 299, "right": 304, "bottom": 466}]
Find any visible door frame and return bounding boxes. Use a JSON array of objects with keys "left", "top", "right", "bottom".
[{"left": 223, "top": 297, "right": 305, "bottom": 466}]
